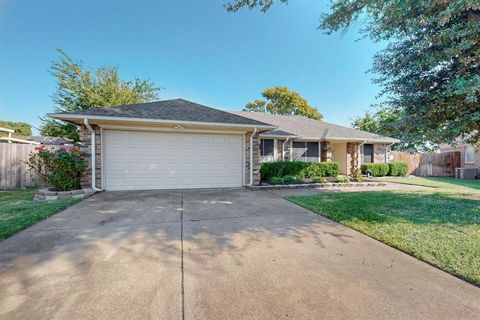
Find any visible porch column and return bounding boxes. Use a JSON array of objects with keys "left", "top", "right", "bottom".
[
  {"left": 79, "top": 124, "right": 102, "bottom": 189},
  {"left": 321, "top": 141, "right": 332, "bottom": 162},
  {"left": 346, "top": 142, "right": 359, "bottom": 174},
  {"left": 245, "top": 131, "right": 261, "bottom": 185}
]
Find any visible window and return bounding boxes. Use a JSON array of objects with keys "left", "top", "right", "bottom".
[
  {"left": 261, "top": 139, "right": 274, "bottom": 162},
  {"left": 306, "top": 142, "right": 319, "bottom": 162},
  {"left": 291, "top": 141, "right": 319, "bottom": 162},
  {"left": 465, "top": 145, "right": 475, "bottom": 164},
  {"left": 292, "top": 141, "right": 306, "bottom": 161},
  {"left": 363, "top": 144, "right": 373, "bottom": 163}
]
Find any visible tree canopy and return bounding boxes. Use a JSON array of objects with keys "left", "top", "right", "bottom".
[
  {"left": 351, "top": 108, "right": 421, "bottom": 151},
  {"left": 227, "top": 1, "right": 480, "bottom": 145},
  {"left": 40, "top": 49, "right": 160, "bottom": 141},
  {"left": 244, "top": 86, "right": 322, "bottom": 120},
  {"left": 0, "top": 121, "right": 32, "bottom": 136}
]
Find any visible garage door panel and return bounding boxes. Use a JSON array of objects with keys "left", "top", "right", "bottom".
[{"left": 104, "top": 131, "right": 243, "bottom": 190}]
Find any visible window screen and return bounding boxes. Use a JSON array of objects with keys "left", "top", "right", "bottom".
[
  {"left": 291, "top": 142, "right": 319, "bottom": 162},
  {"left": 292, "top": 141, "right": 306, "bottom": 161},
  {"left": 305, "top": 142, "right": 319, "bottom": 162},
  {"left": 363, "top": 144, "right": 373, "bottom": 163},
  {"left": 261, "top": 139, "right": 274, "bottom": 156}
]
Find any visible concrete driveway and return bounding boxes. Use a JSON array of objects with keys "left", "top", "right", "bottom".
[{"left": 0, "top": 189, "right": 479, "bottom": 320}]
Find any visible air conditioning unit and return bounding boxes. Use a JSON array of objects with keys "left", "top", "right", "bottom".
[{"left": 455, "top": 168, "right": 479, "bottom": 179}]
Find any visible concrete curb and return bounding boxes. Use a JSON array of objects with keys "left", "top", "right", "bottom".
[{"left": 246, "top": 182, "right": 387, "bottom": 191}]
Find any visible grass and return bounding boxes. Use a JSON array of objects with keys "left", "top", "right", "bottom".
[
  {"left": 0, "top": 189, "right": 80, "bottom": 241},
  {"left": 377, "top": 176, "right": 480, "bottom": 192},
  {"left": 287, "top": 187, "right": 480, "bottom": 286}
]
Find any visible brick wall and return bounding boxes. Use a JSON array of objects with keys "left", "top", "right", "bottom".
[
  {"left": 245, "top": 131, "right": 261, "bottom": 185},
  {"left": 374, "top": 144, "right": 388, "bottom": 163},
  {"left": 79, "top": 125, "right": 102, "bottom": 189}
]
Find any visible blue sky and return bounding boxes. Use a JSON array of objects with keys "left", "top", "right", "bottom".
[{"left": 0, "top": 0, "right": 382, "bottom": 134}]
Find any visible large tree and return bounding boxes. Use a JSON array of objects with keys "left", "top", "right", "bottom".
[
  {"left": 40, "top": 49, "right": 160, "bottom": 141},
  {"left": 0, "top": 121, "right": 32, "bottom": 136},
  {"left": 227, "top": 1, "right": 480, "bottom": 145},
  {"left": 351, "top": 108, "right": 420, "bottom": 151},
  {"left": 244, "top": 86, "right": 322, "bottom": 120}
]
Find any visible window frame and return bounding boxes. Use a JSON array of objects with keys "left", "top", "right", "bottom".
[
  {"left": 363, "top": 144, "right": 374, "bottom": 164},
  {"left": 260, "top": 139, "right": 275, "bottom": 162},
  {"left": 465, "top": 145, "right": 475, "bottom": 164}
]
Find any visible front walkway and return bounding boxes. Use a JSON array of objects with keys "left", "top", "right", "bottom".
[{"left": 0, "top": 189, "right": 478, "bottom": 319}]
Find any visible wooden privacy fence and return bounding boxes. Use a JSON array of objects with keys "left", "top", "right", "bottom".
[
  {"left": 390, "top": 151, "right": 461, "bottom": 177},
  {"left": 0, "top": 143, "right": 38, "bottom": 189}
]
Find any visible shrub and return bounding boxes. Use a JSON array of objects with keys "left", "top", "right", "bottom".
[
  {"left": 388, "top": 162, "right": 408, "bottom": 176},
  {"left": 351, "top": 170, "right": 364, "bottom": 182},
  {"left": 26, "top": 146, "right": 85, "bottom": 191},
  {"left": 312, "top": 176, "right": 327, "bottom": 183},
  {"left": 260, "top": 161, "right": 340, "bottom": 180},
  {"left": 360, "top": 163, "right": 389, "bottom": 177},
  {"left": 269, "top": 176, "right": 285, "bottom": 185},
  {"left": 335, "top": 176, "right": 350, "bottom": 183},
  {"left": 283, "top": 175, "right": 302, "bottom": 184}
]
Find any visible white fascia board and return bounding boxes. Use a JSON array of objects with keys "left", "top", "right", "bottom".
[
  {"left": 48, "top": 113, "right": 277, "bottom": 130},
  {"left": 324, "top": 137, "right": 400, "bottom": 144},
  {"left": 259, "top": 135, "right": 299, "bottom": 139},
  {"left": 0, "top": 137, "right": 40, "bottom": 144}
]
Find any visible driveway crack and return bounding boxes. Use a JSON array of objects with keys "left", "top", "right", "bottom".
[{"left": 180, "top": 192, "right": 185, "bottom": 320}]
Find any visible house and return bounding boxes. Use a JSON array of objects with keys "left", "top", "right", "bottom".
[
  {"left": 28, "top": 136, "right": 72, "bottom": 146},
  {"left": 230, "top": 111, "right": 399, "bottom": 174},
  {"left": 49, "top": 99, "right": 399, "bottom": 191},
  {"left": 439, "top": 140, "right": 479, "bottom": 179}
]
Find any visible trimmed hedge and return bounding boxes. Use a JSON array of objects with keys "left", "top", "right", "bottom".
[
  {"left": 388, "top": 162, "right": 408, "bottom": 176},
  {"left": 260, "top": 161, "right": 340, "bottom": 181},
  {"left": 360, "top": 163, "right": 389, "bottom": 177}
]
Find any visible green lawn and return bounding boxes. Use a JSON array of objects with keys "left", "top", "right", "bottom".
[
  {"left": 377, "top": 176, "right": 480, "bottom": 192},
  {"left": 0, "top": 189, "right": 80, "bottom": 241},
  {"left": 287, "top": 188, "right": 480, "bottom": 286}
]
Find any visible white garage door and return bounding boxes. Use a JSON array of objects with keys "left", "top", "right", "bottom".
[{"left": 104, "top": 130, "right": 243, "bottom": 190}]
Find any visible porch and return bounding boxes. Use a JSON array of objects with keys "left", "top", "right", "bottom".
[{"left": 259, "top": 138, "right": 390, "bottom": 175}]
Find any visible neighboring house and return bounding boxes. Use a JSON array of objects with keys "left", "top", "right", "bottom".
[
  {"left": 28, "top": 136, "right": 72, "bottom": 146},
  {"left": 0, "top": 127, "right": 40, "bottom": 145},
  {"left": 49, "top": 99, "right": 399, "bottom": 191},
  {"left": 440, "top": 141, "right": 480, "bottom": 169}
]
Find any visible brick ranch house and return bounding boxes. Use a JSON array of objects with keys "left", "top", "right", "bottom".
[{"left": 49, "top": 99, "right": 399, "bottom": 191}]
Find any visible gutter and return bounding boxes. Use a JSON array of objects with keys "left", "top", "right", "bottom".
[
  {"left": 49, "top": 113, "right": 276, "bottom": 130},
  {"left": 249, "top": 127, "right": 258, "bottom": 186},
  {"left": 83, "top": 119, "right": 102, "bottom": 192},
  {"left": 385, "top": 142, "right": 395, "bottom": 162}
]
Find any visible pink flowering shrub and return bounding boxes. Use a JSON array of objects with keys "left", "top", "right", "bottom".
[{"left": 26, "top": 145, "right": 85, "bottom": 191}]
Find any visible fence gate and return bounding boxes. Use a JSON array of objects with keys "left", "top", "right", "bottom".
[{"left": 390, "top": 151, "right": 461, "bottom": 177}]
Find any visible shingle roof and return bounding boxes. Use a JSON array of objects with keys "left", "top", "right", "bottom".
[
  {"left": 50, "top": 99, "right": 273, "bottom": 127},
  {"left": 230, "top": 111, "right": 399, "bottom": 143}
]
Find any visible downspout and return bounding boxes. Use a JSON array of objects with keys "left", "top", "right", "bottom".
[
  {"left": 83, "top": 119, "right": 102, "bottom": 192},
  {"left": 282, "top": 138, "right": 290, "bottom": 161},
  {"left": 385, "top": 143, "right": 394, "bottom": 163},
  {"left": 249, "top": 127, "right": 258, "bottom": 186}
]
